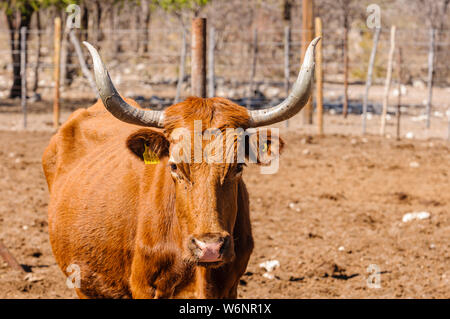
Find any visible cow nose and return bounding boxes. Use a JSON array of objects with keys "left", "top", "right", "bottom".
[{"left": 191, "top": 235, "right": 230, "bottom": 263}]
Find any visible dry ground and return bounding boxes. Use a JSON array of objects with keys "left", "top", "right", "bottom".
[{"left": 0, "top": 107, "right": 448, "bottom": 298}]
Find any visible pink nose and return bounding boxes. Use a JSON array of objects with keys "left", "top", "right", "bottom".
[{"left": 193, "top": 238, "right": 224, "bottom": 262}]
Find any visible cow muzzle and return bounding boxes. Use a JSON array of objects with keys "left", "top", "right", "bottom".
[{"left": 189, "top": 233, "right": 232, "bottom": 265}]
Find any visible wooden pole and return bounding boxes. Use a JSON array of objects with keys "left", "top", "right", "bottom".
[
  {"left": 343, "top": 17, "right": 349, "bottom": 118},
  {"left": 175, "top": 29, "right": 187, "bottom": 104},
  {"left": 208, "top": 27, "right": 216, "bottom": 98},
  {"left": 396, "top": 47, "right": 402, "bottom": 141},
  {"left": 362, "top": 27, "right": 381, "bottom": 135},
  {"left": 191, "top": 18, "right": 207, "bottom": 98},
  {"left": 315, "top": 17, "right": 323, "bottom": 135},
  {"left": 20, "top": 27, "right": 27, "bottom": 129},
  {"left": 248, "top": 29, "right": 258, "bottom": 107},
  {"left": 380, "top": 26, "right": 396, "bottom": 136},
  {"left": 301, "top": 0, "right": 314, "bottom": 124},
  {"left": 0, "top": 241, "right": 24, "bottom": 272},
  {"left": 284, "top": 25, "right": 291, "bottom": 128},
  {"left": 426, "top": 28, "right": 435, "bottom": 129},
  {"left": 53, "top": 17, "right": 62, "bottom": 130}
]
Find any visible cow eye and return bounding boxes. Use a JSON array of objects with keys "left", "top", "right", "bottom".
[{"left": 170, "top": 164, "right": 177, "bottom": 171}]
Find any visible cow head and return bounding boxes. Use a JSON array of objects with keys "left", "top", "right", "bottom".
[{"left": 84, "top": 37, "right": 320, "bottom": 267}]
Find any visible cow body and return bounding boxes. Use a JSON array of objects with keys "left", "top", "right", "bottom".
[{"left": 43, "top": 98, "right": 254, "bottom": 298}]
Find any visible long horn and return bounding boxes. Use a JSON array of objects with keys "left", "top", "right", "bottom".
[
  {"left": 83, "top": 41, "right": 164, "bottom": 127},
  {"left": 248, "top": 37, "right": 321, "bottom": 127}
]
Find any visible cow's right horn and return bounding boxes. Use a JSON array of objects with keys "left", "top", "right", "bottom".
[{"left": 83, "top": 42, "right": 165, "bottom": 128}]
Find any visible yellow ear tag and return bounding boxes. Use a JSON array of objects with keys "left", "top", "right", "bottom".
[
  {"left": 143, "top": 144, "right": 160, "bottom": 165},
  {"left": 262, "top": 142, "right": 268, "bottom": 153}
]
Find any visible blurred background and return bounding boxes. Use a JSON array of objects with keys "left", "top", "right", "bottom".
[{"left": 0, "top": 0, "right": 449, "bottom": 299}]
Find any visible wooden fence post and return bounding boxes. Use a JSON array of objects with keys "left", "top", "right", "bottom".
[
  {"left": 53, "top": 17, "right": 62, "bottom": 130},
  {"left": 20, "top": 27, "right": 27, "bottom": 129},
  {"left": 301, "top": 0, "right": 314, "bottom": 124},
  {"left": 362, "top": 27, "right": 381, "bottom": 135},
  {"left": 380, "top": 25, "right": 396, "bottom": 136},
  {"left": 315, "top": 17, "right": 323, "bottom": 135},
  {"left": 284, "top": 26, "right": 291, "bottom": 128},
  {"left": 175, "top": 29, "right": 187, "bottom": 104},
  {"left": 191, "top": 18, "right": 207, "bottom": 98},
  {"left": 426, "top": 28, "right": 435, "bottom": 129},
  {"left": 396, "top": 47, "right": 403, "bottom": 140},
  {"left": 208, "top": 27, "right": 216, "bottom": 98}
]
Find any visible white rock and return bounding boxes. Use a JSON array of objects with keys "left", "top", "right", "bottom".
[
  {"left": 405, "top": 132, "right": 414, "bottom": 139},
  {"left": 22, "top": 225, "right": 28, "bottom": 230},
  {"left": 24, "top": 274, "right": 43, "bottom": 282},
  {"left": 367, "top": 113, "right": 373, "bottom": 120},
  {"left": 338, "top": 246, "right": 345, "bottom": 251},
  {"left": 262, "top": 272, "right": 275, "bottom": 280},
  {"left": 402, "top": 211, "right": 430, "bottom": 223},
  {"left": 409, "top": 161, "right": 420, "bottom": 168},
  {"left": 259, "top": 260, "right": 280, "bottom": 272}
]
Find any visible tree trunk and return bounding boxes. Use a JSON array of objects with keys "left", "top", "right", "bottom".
[
  {"left": 32, "top": 10, "right": 42, "bottom": 94},
  {"left": 140, "top": 0, "right": 151, "bottom": 54},
  {"left": 109, "top": 4, "right": 119, "bottom": 55},
  {"left": 81, "top": 3, "right": 89, "bottom": 42},
  {"left": 6, "top": 5, "right": 33, "bottom": 99},
  {"left": 95, "top": 1, "right": 103, "bottom": 44}
]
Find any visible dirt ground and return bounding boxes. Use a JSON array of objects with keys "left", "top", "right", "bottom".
[{"left": 0, "top": 104, "right": 449, "bottom": 298}]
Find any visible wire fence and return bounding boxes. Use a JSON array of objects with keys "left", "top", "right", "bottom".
[{"left": 0, "top": 25, "right": 449, "bottom": 107}]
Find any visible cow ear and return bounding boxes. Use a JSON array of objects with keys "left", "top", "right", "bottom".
[
  {"left": 126, "top": 129, "right": 170, "bottom": 162},
  {"left": 246, "top": 128, "right": 284, "bottom": 165}
]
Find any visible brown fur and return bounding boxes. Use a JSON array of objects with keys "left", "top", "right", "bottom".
[{"left": 43, "top": 97, "right": 283, "bottom": 298}]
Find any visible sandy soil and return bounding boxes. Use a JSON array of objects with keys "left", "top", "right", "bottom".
[{"left": 0, "top": 107, "right": 448, "bottom": 298}]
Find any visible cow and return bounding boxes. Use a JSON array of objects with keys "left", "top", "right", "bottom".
[{"left": 42, "top": 37, "right": 320, "bottom": 299}]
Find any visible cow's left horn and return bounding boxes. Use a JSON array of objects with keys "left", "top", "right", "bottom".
[
  {"left": 248, "top": 37, "right": 321, "bottom": 127},
  {"left": 83, "top": 42, "right": 165, "bottom": 128}
]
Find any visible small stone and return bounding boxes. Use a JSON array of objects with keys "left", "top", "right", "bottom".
[
  {"left": 338, "top": 246, "right": 345, "bottom": 251},
  {"left": 262, "top": 272, "right": 274, "bottom": 280},
  {"left": 24, "top": 274, "right": 43, "bottom": 282},
  {"left": 402, "top": 211, "right": 430, "bottom": 223},
  {"left": 259, "top": 260, "right": 280, "bottom": 272},
  {"left": 409, "top": 161, "right": 420, "bottom": 168}
]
